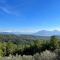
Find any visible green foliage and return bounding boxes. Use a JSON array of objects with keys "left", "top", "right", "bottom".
[
  {"left": 50, "top": 36, "right": 59, "bottom": 50},
  {"left": 0, "top": 50, "right": 57, "bottom": 60},
  {"left": 6, "top": 42, "right": 17, "bottom": 55},
  {"left": 0, "top": 49, "right": 4, "bottom": 57},
  {"left": 0, "top": 34, "right": 60, "bottom": 56}
]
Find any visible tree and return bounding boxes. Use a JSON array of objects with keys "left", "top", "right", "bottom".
[
  {"left": 6, "top": 42, "right": 17, "bottom": 55},
  {"left": 50, "top": 36, "right": 59, "bottom": 50},
  {"left": 0, "top": 42, "right": 4, "bottom": 56}
]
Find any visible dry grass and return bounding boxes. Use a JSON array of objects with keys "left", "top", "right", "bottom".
[{"left": 0, "top": 50, "right": 58, "bottom": 60}]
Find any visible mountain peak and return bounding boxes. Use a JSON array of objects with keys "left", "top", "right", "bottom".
[{"left": 34, "top": 30, "right": 60, "bottom": 36}]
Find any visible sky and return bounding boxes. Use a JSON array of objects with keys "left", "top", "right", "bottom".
[{"left": 0, "top": 0, "right": 60, "bottom": 33}]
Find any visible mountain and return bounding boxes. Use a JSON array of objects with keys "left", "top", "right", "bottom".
[
  {"left": 0, "top": 32, "right": 22, "bottom": 35},
  {"left": 0, "top": 32, "right": 50, "bottom": 40},
  {"left": 34, "top": 30, "right": 60, "bottom": 36},
  {"left": 1, "top": 30, "right": 60, "bottom": 36},
  {"left": 0, "top": 32, "right": 33, "bottom": 35},
  {"left": 0, "top": 31, "right": 60, "bottom": 40}
]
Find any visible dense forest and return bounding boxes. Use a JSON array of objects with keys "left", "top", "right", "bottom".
[{"left": 0, "top": 34, "right": 59, "bottom": 57}]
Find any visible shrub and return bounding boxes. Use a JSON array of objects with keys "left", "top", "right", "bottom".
[
  {"left": 23, "top": 55, "right": 33, "bottom": 60},
  {"left": 40, "top": 50, "right": 56, "bottom": 60},
  {"left": 54, "top": 49, "right": 60, "bottom": 60},
  {"left": 34, "top": 50, "right": 57, "bottom": 60},
  {"left": 33, "top": 53, "right": 40, "bottom": 60},
  {"left": 0, "top": 49, "right": 4, "bottom": 57}
]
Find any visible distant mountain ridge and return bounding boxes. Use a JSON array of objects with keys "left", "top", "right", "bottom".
[
  {"left": 0, "top": 30, "right": 60, "bottom": 36},
  {"left": 0, "top": 31, "right": 60, "bottom": 40},
  {"left": 34, "top": 30, "right": 60, "bottom": 36},
  {"left": 0, "top": 32, "right": 21, "bottom": 35}
]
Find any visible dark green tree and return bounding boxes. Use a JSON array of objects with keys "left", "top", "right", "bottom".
[{"left": 50, "top": 36, "right": 59, "bottom": 50}]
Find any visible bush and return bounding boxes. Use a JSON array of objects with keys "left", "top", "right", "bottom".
[
  {"left": 33, "top": 53, "right": 40, "bottom": 60},
  {"left": 0, "top": 50, "right": 58, "bottom": 60},
  {"left": 34, "top": 50, "right": 57, "bottom": 60},
  {"left": 23, "top": 55, "right": 33, "bottom": 60},
  {"left": 0, "top": 49, "right": 4, "bottom": 57},
  {"left": 54, "top": 49, "right": 60, "bottom": 60}
]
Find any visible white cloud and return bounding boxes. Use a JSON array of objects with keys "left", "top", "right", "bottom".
[
  {"left": 0, "top": 0, "right": 19, "bottom": 16},
  {"left": 0, "top": 6, "right": 19, "bottom": 16},
  {"left": 0, "top": 7, "right": 11, "bottom": 14},
  {"left": 0, "top": 29, "right": 39, "bottom": 34}
]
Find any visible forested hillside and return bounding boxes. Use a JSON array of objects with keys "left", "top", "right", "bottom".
[
  {"left": 0, "top": 34, "right": 59, "bottom": 57},
  {"left": 0, "top": 34, "right": 49, "bottom": 44}
]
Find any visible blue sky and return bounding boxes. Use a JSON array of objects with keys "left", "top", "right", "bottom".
[{"left": 0, "top": 0, "right": 60, "bottom": 33}]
